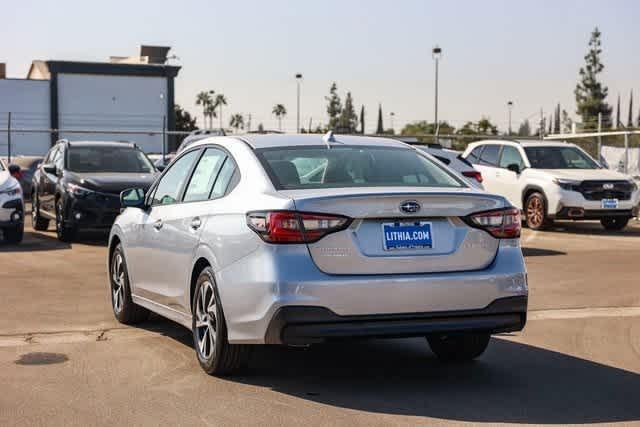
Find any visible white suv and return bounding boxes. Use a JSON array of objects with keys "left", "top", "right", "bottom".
[{"left": 462, "top": 140, "right": 640, "bottom": 231}]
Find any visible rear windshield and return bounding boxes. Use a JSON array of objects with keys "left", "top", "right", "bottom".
[
  {"left": 256, "top": 146, "right": 465, "bottom": 190},
  {"left": 67, "top": 146, "right": 155, "bottom": 173},
  {"left": 524, "top": 146, "right": 599, "bottom": 169}
]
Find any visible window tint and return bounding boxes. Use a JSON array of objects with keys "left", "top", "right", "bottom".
[
  {"left": 152, "top": 150, "right": 200, "bottom": 206},
  {"left": 258, "top": 146, "right": 463, "bottom": 190},
  {"left": 211, "top": 158, "right": 236, "bottom": 198},
  {"left": 479, "top": 145, "right": 501, "bottom": 166},
  {"left": 524, "top": 146, "right": 599, "bottom": 169},
  {"left": 466, "top": 146, "right": 484, "bottom": 163},
  {"left": 183, "top": 148, "right": 226, "bottom": 202},
  {"left": 499, "top": 145, "right": 524, "bottom": 169},
  {"left": 67, "top": 146, "right": 154, "bottom": 173}
]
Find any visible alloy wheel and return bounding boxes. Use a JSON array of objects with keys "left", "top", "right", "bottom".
[
  {"left": 526, "top": 196, "right": 544, "bottom": 228},
  {"left": 111, "top": 252, "right": 125, "bottom": 314},
  {"left": 195, "top": 280, "right": 217, "bottom": 360}
]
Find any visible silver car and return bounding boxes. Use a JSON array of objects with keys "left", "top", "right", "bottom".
[{"left": 109, "top": 134, "right": 528, "bottom": 375}]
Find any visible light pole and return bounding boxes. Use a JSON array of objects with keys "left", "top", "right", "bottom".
[
  {"left": 507, "top": 101, "right": 513, "bottom": 135},
  {"left": 295, "top": 73, "right": 302, "bottom": 133},
  {"left": 432, "top": 45, "right": 442, "bottom": 144},
  {"left": 390, "top": 112, "right": 395, "bottom": 133}
]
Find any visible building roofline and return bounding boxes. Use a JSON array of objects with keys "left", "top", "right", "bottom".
[{"left": 45, "top": 60, "right": 181, "bottom": 78}]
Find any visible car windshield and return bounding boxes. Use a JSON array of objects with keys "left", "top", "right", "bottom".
[
  {"left": 524, "top": 146, "right": 600, "bottom": 169},
  {"left": 257, "top": 145, "right": 465, "bottom": 190},
  {"left": 67, "top": 146, "right": 154, "bottom": 173}
]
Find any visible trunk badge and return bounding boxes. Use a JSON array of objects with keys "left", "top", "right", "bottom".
[{"left": 400, "top": 200, "right": 421, "bottom": 214}]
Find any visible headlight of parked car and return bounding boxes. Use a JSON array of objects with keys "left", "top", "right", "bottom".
[
  {"left": 553, "top": 178, "right": 582, "bottom": 191},
  {"left": 0, "top": 182, "right": 22, "bottom": 197},
  {"left": 66, "top": 182, "right": 94, "bottom": 198}
]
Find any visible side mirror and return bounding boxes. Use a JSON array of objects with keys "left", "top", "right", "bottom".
[
  {"left": 506, "top": 163, "right": 521, "bottom": 174},
  {"left": 8, "top": 164, "right": 21, "bottom": 178},
  {"left": 120, "top": 188, "right": 147, "bottom": 210},
  {"left": 42, "top": 163, "right": 57, "bottom": 175},
  {"left": 156, "top": 164, "right": 166, "bottom": 172}
]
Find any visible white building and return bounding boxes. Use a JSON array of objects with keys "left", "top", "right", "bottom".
[{"left": 0, "top": 46, "right": 181, "bottom": 156}]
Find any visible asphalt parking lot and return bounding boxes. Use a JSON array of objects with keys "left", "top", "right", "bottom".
[{"left": 1, "top": 215, "right": 639, "bottom": 426}]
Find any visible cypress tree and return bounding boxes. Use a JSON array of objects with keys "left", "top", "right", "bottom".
[
  {"left": 376, "top": 104, "right": 384, "bottom": 134},
  {"left": 360, "top": 105, "right": 365, "bottom": 134},
  {"left": 554, "top": 103, "right": 561, "bottom": 134},
  {"left": 628, "top": 91, "right": 634, "bottom": 128},
  {"left": 615, "top": 94, "right": 621, "bottom": 128}
]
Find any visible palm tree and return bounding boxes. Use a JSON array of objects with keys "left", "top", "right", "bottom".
[
  {"left": 196, "top": 91, "right": 213, "bottom": 128},
  {"left": 229, "top": 114, "right": 244, "bottom": 133},
  {"left": 204, "top": 103, "right": 217, "bottom": 129},
  {"left": 214, "top": 94, "right": 227, "bottom": 129},
  {"left": 272, "top": 104, "right": 287, "bottom": 131}
]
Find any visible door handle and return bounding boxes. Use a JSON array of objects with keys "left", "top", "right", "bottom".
[
  {"left": 191, "top": 217, "right": 202, "bottom": 230},
  {"left": 153, "top": 219, "right": 163, "bottom": 230}
]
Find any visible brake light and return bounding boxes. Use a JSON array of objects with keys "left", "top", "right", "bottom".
[
  {"left": 462, "top": 170, "right": 483, "bottom": 183},
  {"left": 246, "top": 211, "right": 351, "bottom": 243},
  {"left": 467, "top": 207, "right": 521, "bottom": 238}
]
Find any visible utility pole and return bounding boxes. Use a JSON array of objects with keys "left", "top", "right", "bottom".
[
  {"left": 295, "top": 73, "right": 303, "bottom": 133},
  {"left": 246, "top": 114, "right": 252, "bottom": 133},
  {"left": 507, "top": 101, "right": 513, "bottom": 136},
  {"left": 308, "top": 117, "right": 312, "bottom": 133},
  {"left": 162, "top": 115, "right": 166, "bottom": 162},
  {"left": 597, "top": 113, "right": 602, "bottom": 162},
  {"left": 7, "top": 112, "right": 11, "bottom": 163},
  {"left": 390, "top": 112, "right": 395, "bottom": 132},
  {"left": 432, "top": 46, "right": 442, "bottom": 144},
  {"left": 539, "top": 109, "right": 544, "bottom": 140}
]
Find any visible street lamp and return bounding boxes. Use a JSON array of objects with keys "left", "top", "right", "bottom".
[
  {"left": 390, "top": 112, "right": 395, "bottom": 132},
  {"left": 295, "top": 73, "right": 303, "bottom": 133},
  {"left": 432, "top": 45, "right": 442, "bottom": 143},
  {"left": 507, "top": 101, "right": 513, "bottom": 135}
]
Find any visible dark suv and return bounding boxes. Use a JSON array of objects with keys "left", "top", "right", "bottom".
[{"left": 31, "top": 140, "right": 157, "bottom": 241}]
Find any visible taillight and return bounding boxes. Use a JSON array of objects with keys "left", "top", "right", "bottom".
[
  {"left": 246, "top": 211, "right": 351, "bottom": 243},
  {"left": 462, "top": 170, "right": 483, "bottom": 183},
  {"left": 466, "top": 207, "right": 521, "bottom": 238}
]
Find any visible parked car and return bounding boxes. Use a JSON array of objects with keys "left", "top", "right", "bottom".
[
  {"left": 415, "top": 146, "right": 484, "bottom": 188},
  {"left": 146, "top": 153, "right": 176, "bottom": 172},
  {"left": 109, "top": 134, "right": 528, "bottom": 375},
  {"left": 177, "top": 129, "right": 226, "bottom": 154},
  {"left": 1, "top": 156, "right": 44, "bottom": 199},
  {"left": 31, "top": 140, "right": 157, "bottom": 241},
  {"left": 0, "top": 158, "right": 24, "bottom": 243},
  {"left": 462, "top": 139, "right": 640, "bottom": 230}
]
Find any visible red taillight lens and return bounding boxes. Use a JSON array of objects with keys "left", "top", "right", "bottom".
[
  {"left": 467, "top": 207, "right": 521, "bottom": 238},
  {"left": 462, "top": 170, "right": 483, "bottom": 183},
  {"left": 246, "top": 211, "right": 351, "bottom": 243}
]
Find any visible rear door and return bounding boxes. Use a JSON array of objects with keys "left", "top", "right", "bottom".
[
  {"left": 474, "top": 144, "right": 502, "bottom": 195},
  {"left": 284, "top": 188, "right": 505, "bottom": 275},
  {"left": 497, "top": 145, "right": 526, "bottom": 208}
]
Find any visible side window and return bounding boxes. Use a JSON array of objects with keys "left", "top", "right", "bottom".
[
  {"left": 479, "top": 145, "right": 501, "bottom": 166},
  {"left": 183, "top": 148, "right": 226, "bottom": 202},
  {"left": 152, "top": 150, "right": 200, "bottom": 206},
  {"left": 211, "top": 158, "right": 237, "bottom": 198},
  {"left": 499, "top": 145, "right": 524, "bottom": 169},
  {"left": 466, "top": 146, "right": 484, "bottom": 163}
]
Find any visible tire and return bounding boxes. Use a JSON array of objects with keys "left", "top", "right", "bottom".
[
  {"left": 427, "top": 333, "right": 491, "bottom": 362},
  {"left": 192, "top": 267, "right": 251, "bottom": 376},
  {"left": 524, "top": 192, "right": 553, "bottom": 230},
  {"left": 4, "top": 223, "right": 24, "bottom": 244},
  {"left": 109, "top": 244, "right": 150, "bottom": 324},
  {"left": 600, "top": 216, "right": 629, "bottom": 231},
  {"left": 31, "top": 193, "right": 50, "bottom": 231},
  {"left": 55, "top": 199, "right": 76, "bottom": 242}
]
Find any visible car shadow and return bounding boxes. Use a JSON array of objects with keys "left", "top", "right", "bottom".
[
  {"left": 138, "top": 319, "right": 640, "bottom": 424},
  {"left": 546, "top": 220, "right": 640, "bottom": 236},
  {"left": 521, "top": 247, "right": 566, "bottom": 257},
  {"left": 0, "top": 230, "right": 70, "bottom": 252}
]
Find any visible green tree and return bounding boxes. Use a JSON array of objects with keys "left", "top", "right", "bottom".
[
  {"left": 174, "top": 104, "right": 198, "bottom": 146},
  {"left": 272, "top": 104, "right": 287, "bottom": 131},
  {"left": 359, "top": 105, "right": 365, "bottom": 134},
  {"left": 517, "top": 120, "right": 531, "bottom": 136},
  {"left": 561, "top": 110, "right": 573, "bottom": 133},
  {"left": 574, "top": 27, "right": 612, "bottom": 128},
  {"left": 338, "top": 92, "right": 358, "bottom": 132},
  {"left": 196, "top": 91, "right": 213, "bottom": 129},
  {"left": 401, "top": 121, "right": 455, "bottom": 137},
  {"left": 628, "top": 91, "right": 634, "bottom": 128},
  {"left": 477, "top": 117, "right": 498, "bottom": 135},
  {"left": 204, "top": 103, "right": 217, "bottom": 129},
  {"left": 214, "top": 94, "right": 227, "bottom": 129},
  {"left": 229, "top": 113, "right": 244, "bottom": 133},
  {"left": 376, "top": 104, "right": 384, "bottom": 134},
  {"left": 325, "top": 82, "right": 342, "bottom": 129},
  {"left": 257, "top": 123, "right": 265, "bottom": 133}
]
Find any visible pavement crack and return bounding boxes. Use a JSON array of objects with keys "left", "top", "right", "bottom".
[{"left": 95, "top": 330, "right": 108, "bottom": 342}]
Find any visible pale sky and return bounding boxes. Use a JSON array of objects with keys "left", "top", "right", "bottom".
[{"left": 3, "top": 0, "right": 640, "bottom": 133}]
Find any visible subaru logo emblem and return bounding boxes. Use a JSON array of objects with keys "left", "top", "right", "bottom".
[
  {"left": 603, "top": 183, "right": 614, "bottom": 190},
  {"left": 400, "top": 200, "right": 421, "bottom": 214}
]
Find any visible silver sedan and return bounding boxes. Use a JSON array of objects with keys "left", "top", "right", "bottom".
[{"left": 108, "top": 134, "right": 528, "bottom": 375}]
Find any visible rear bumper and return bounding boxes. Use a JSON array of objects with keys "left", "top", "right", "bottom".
[{"left": 265, "top": 296, "right": 527, "bottom": 344}]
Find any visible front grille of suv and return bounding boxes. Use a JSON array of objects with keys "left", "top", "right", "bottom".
[{"left": 577, "top": 180, "right": 633, "bottom": 201}]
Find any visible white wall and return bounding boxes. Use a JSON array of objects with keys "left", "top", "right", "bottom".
[
  {"left": 57, "top": 73, "right": 168, "bottom": 153},
  {"left": 0, "top": 79, "right": 50, "bottom": 157}
]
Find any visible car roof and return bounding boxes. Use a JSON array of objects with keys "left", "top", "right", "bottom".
[
  {"left": 468, "top": 138, "right": 572, "bottom": 148},
  {"left": 63, "top": 140, "right": 137, "bottom": 148},
  {"left": 235, "top": 134, "right": 409, "bottom": 149}
]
